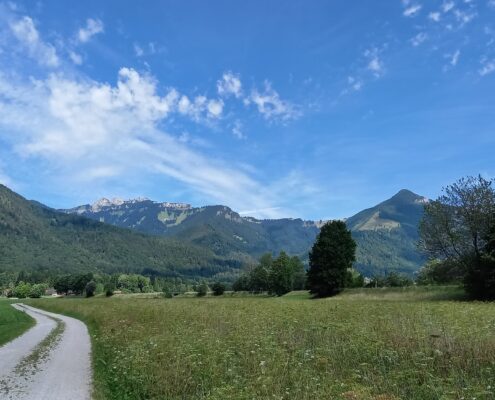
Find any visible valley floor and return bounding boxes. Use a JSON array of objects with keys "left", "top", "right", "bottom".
[{"left": 28, "top": 287, "right": 495, "bottom": 400}]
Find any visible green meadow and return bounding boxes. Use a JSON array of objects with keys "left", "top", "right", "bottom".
[
  {"left": 0, "top": 299, "right": 35, "bottom": 346},
  {"left": 28, "top": 287, "right": 495, "bottom": 400}
]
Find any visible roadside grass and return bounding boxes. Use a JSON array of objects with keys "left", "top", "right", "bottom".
[
  {"left": 29, "top": 287, "right": 495, "bottom": 400},
  {"left": 0, "top": 300, "right": 35, "bottom": 346}
]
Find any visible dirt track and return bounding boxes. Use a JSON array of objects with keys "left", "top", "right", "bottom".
[{"left": 0, "top": 304, "right": 92, "bottom": 400}]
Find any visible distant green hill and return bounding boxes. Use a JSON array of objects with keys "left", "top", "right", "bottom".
[
  {"left": 65, "top": 189, "right": 427, "bottom": 276},
  {"left": 0, "top": 185, "right": 245, "bottom": 280},
  {"left": 346, "top": 189, "right": 427, "bottom": 276}
]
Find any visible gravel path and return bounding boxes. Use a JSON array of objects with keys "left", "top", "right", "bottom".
[{"left": 0, "top": 304, "right": 92, "bottom": 400}]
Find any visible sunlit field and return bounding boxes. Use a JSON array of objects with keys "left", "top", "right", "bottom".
[{"left": 30, "top": 288, "right": 495, "bottom": 400}]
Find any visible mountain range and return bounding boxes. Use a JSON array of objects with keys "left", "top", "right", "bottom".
[
  {"left": 0, "top": 183, "right": 427, "bottom": 279},
  {"left": 63, "top": 188, "right": 428, "bottom": 276},
  {"left": 0, "top": 184, "right": 244, "bottom": 281}
]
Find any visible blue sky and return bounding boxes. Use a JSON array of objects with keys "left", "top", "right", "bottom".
[{"left": 0, "top": 0, "right": 494, "bottom": 219}]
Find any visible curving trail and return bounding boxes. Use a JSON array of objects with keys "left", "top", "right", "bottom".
[{"left": 0, "top": 304, "right": 92, "bottom": 400}]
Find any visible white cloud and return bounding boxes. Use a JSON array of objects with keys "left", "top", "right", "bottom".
[
  {"left": 365, "top": 48, "right": 385, "bottom": 77},
  {"left": 450, "top": 49, "right": 461, "bottom": 66},
  {"left": 442, "top": 1, "right": 455, "bottom": 13},
  {"left": 207, "top": 99, "right": 223, "bottom": 118},
  {"left": 134, "top": 43, "right": 144, "bottom": 57},
  {"left": 248, "top": 82, "right": 300, "bottom": 121},
  {"left": 479, "top": 59, "right": 495, "bottom": 76},
  {"left": 403, "top": 4, "right": 422, "bottom": 17},
  {"left": 9, "top": 16, "right": 59, "bottom": 67},
  {"left": 78, "top": 18, "right": 104, "bottom": 43},
  {"left": 232, "top": 120, "right": 246, "bottom": 139},
  {"left": 453, "top": 9, "right": 476, "bottom": 26},
  {"left": 342, "top": 76, "right": 363, "bottom": 94},
  {"left": 217, "top": 72, "right": 242, "bottom": 98},
  {"left": 429, "top": 12, "right": 441, "bottom": 21},
  {"left": 0, "top": 68, "right": 290, "bottom": 218},
  {"left": 133, "top": 42, "right": 163, "bottom": 57},
  {"left": 410, "top": 32, "right": 428, "bottom": 46},
  {"left": 177, "top": 94, "right": 223, "bottom": 120},
  {"left": 69, "top": 51, "right": 83, "bottom": 65}
]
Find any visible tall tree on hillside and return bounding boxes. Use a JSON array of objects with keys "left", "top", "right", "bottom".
[
  {"left": 419, "top": 175, "right": 495, "bottom": 299},
  {"left": 307, "top": 220, "right": 356, "bottom": 298}
]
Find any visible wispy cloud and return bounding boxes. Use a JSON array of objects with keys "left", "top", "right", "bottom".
[
  {"left": 410, "top": 32, "right": 428, "bottom": 46},
  {"left": 69, "top": 51, "right": 83, "bottom": 65},
  {"left": 441, "top": 1, "right": 455, "bottom": 13},
  {"left": 133, "top": 41, "right": 164, "bottom": 57},
  {"left": 365, "top": 47, "right": 385, "bottom": 77},
  {"left": 346, "top": 76, "right": 363, "bottom": 93},
  {"left": 9, "top": 16, "right": 59, "bottom": 67},
  {"left": 428, "top": 11, "right": 441, "bottom": 22},
  {"left": 450, "top": 49, "right": 460, "bottom": 66},
  {"left": 77, "top": 18, "right": 104, "bottom": 43},
  {"left": 479, "top": 58, "right": 495, "bottom": 76},
  {"left": 232, "top": 120, "right": 246, "bottom": 139},
  {"left": 217, "top": 71, "right": 242, "bottom": 98},
  {"left": 403, "top": 2, "right": 422, "bottom": 17},
  {"left": 246, "top": 81, "right": 300, "bottom": 121},
  {"left": 177, "top": 94, "right": 224, "bottom": 120},
  {"left": 0, "top": 68, "right": 294, "bottom": 218}
]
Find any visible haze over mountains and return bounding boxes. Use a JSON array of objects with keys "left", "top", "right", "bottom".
[{"left": 64, "top": 188, "right": 428, "bottom": 276}]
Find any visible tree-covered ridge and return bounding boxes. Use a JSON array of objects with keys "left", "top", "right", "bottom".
[
  {"left": 64, "top": 189, "right": 427, "bottom": 276},
  {"left": 65, "top": 201, "right": 321, "bottom": 259},
  {"left": 0, "top": 185, "right": 245, "bottom": 279}
]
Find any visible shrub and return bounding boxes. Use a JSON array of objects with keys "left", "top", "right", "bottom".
[
  {"left": 232, "top": 275, "right": 250, "bottom": 291},
  {"left": 29, "top": 283, "right": 47, "bottom": 298},
  {"left": 85, "top": 280, "right": 97, "bottom": 297},
  {"left": 196, "top": 283, "right": 208, "bottom": 297},
  {"left": 13, "top": 282, "right": 31, "bottom": 299},
  {"left": 211, "top": 282, "right": 226, "bottom": 296},
  {"left": 104, "top": 282, "right": 115, "bottom": 297}
]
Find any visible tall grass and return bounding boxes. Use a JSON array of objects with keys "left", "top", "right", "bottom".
[
  {"left": 29, "top": 288, "right": 495, "bottom": 400},
  {"left": 0, "top": 300, "right": 35, "bottom": 346}
]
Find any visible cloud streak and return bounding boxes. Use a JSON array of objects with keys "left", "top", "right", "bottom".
[
  {"left": 0, "top": 67, "right": 296, "bottom": 218},
  {"left": 9, "top": 16, "right": 59, "bottom": 67},
  {"left": 78, "top": 18, "right": 104, "bottom": 43}
]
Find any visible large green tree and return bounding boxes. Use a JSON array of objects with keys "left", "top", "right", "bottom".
[
  {"left": 419, "top": 176, "right": 495, "bottom": 299},
  {"left": 307, "top": 220, "right": 356, "bottom": 297},
  {"left": 269, "top": 251, "right": 294, "bottom": 296}
]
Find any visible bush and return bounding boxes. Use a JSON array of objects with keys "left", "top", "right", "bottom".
[
  {"left": 196, "top": 283, "right": 208, "bottom": 297},
  {"left": 29, "top": 283, "right": 47, "bottom": 298},
  {"left": 211, "top": 282, "right": 225, "bottom": 296},
  {"left": 85, "top": 280, "right": 97, "bottom": 297},
  {"left": 104, "top": 282, "right": 115, "bottom": 297},
  {"left": 232, "top": 275, "right": 250, "bottom": 292},
  {"left": 13, "top": 282, "right": 31, "bottom": 299}
]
